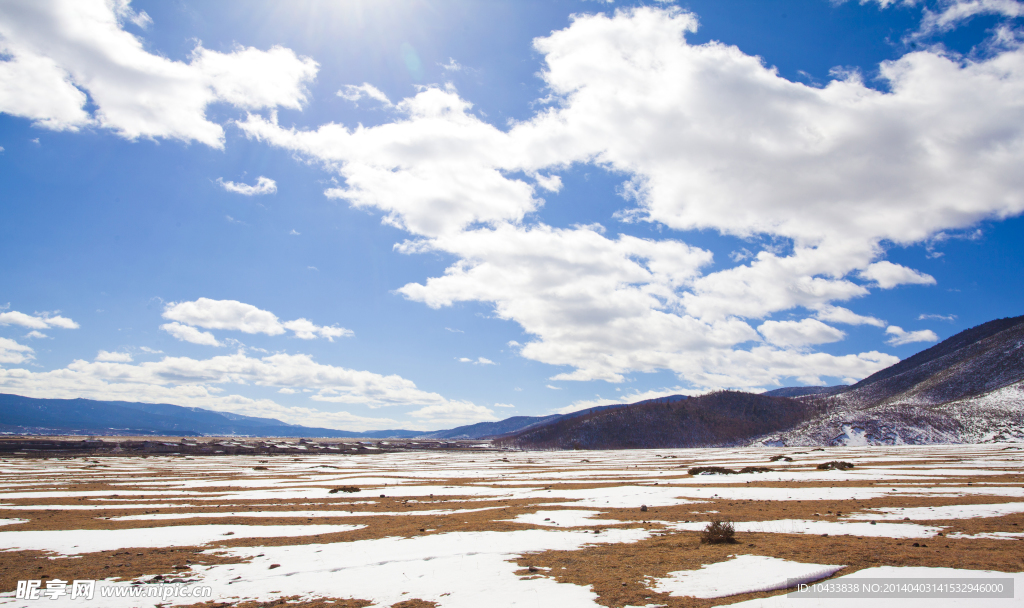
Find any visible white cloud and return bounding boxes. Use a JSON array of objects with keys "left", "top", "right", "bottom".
[
  {"left": 885, "top": 325, "right": 940, "bottom": 345},
  {"left": 337, "top": 83, "right": 392, "bottom": 106},
  {"left": 758, "top": 319, "right": 847, "bottom": 349},
  {"left": 439, "top": 58, "right": 463, "bottom": 72},
  {"left": 532, "top": 172, "right": 563, "bottom": 192},
  {"left": 162, "top": 298, "right": 352, "bottom": 342},
  {"left": 918, "top": 0, "right": 1024, "bottom": 36},
  {"left": 918, "top": 313, "right": 957, "bottom": 321},
  {"left": 814, "top": 305, "right": 886, "bottom": 327},
  {"left": 24, "top": 331, "right": 48, "bottom": 339},
  {"left": 237, "top": 7, "right": 1024, "bottom": 389},
  {"left": 546, "top": 384, "right": 562, "bottom": 390},
  {"left": 494, "top": 403, "right": 516, "bottom": 408},
  {"left": 0, "top": 337, "right": 33, "bottom": 364},
  {"left": 238, "top": 85, "right": 545, "bottom": 238},
  {"left": 111, "top": 0, "right": 152, "bottom": 29},
  {"left": 95, "top": 350, "right": 132, "bottom": 362},
  {"left": 858, "top": 261, "right": 936, "bottom": 289},
  {"left": 729, "top": 248, "right": 753, "bottom": 263},
  {"left": 160, "top": 322, "right": 223, "bottom": 347},
  {"left": 289, "top": 229, "right": 300, "bottom": 235},
  {"left": 456, "top": 356, "right": 496, "bottom": 365},
  {"left": 164, "top": 298, "right": 288, "bottom": 335},
  {"left": 408, "top": 401, "right": 498, "bottom": 427},
  {"left": 0, "top": 0, "right": 317, "bottom": 146},
  {"left": 217, "top": 176, "right": 277, "bottom": 196},
  {"left": 0, "top": 310, "right": 78, "bottom": 330},
  {"left": 139, "top": 346, "right": 163, "bottom": 354},
  {"left": 282, "top": 318, "right": 353, "bottom": 341},
  {"left": 397, "top": 224, "right": 723, "bottom": 383}
]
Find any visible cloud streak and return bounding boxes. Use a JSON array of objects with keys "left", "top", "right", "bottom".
[
  {"left": 0, "top": 309, "right": 78, "bottom": 330},
  {"left": 218, "top": 176, "right": 277, "bottom": 196},
  {"left": 885, "top": 325, "right": 940, "bottom": 345},
  {"left": 161, "top": 298, "right": 352, "bottom": 344}
]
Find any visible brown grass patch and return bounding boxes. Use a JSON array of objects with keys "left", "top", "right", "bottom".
[
  {"left": 515, "top": 529, "right": 1024, "bottom": 607},
  {"left": 0, "top": 547, "right": 245, "bottom": 594}
]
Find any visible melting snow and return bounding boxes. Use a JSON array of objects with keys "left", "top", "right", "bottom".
[
  {"left": 650, "top": 554, "right": 845, "bottom": 598},
  {"left": 727, "top": 566, "right": 1024, "bottom": 607},
  {"left": 510, "top": 510, "right": 625, "bottom": 527},
  {"left": 0, "top": 524, "right": 364, "bottom": 555},
  {"left": 847, "top": 503, "right": 1024, "bottom": 521}
]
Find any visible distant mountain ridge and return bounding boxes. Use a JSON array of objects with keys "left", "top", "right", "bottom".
[
  {"left": 495, "top": 391, "right": 815, "bottom": 449},
  {"left": 497, "top": 316, "right": 1024, "bottom": 448},
  {"left": 420, "top": 415, "right": 563, "bottom": 440},
  {"left": 0, "top": 392, "right": 687, "bottom": 440},
  {"left": 0, "top": 395, "right": 419, "bottom": 438},
  {"left": 2, "top": 315, "right": 1021, "bottom": 445}
]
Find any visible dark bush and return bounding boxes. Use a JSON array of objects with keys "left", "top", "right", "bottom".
[
  {"left": 329, "top": 486, "right": 361, "bottom": 493},
  {"left": 739, "top": 466, "right": 773, "bottom": 473},
  {"left": 816, "top": 461, "right": 854, "bottom": 470},
  {"left": 701, "top": 519, "right": 737, "bottom": 544},
  {"left": 688, "top": 466, "right": 737, "bottom": 475},
  {"left": 768, "top": 455, "right": 793, "bottom": 462}
]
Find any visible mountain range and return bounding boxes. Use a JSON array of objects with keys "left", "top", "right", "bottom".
[{"left": 1, "top": 315, "right": 1021, "bottom": 446}]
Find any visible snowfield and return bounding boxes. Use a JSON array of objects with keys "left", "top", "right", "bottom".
[{"left": 0, "top": 443, "right": 1021, "bottom": 607}]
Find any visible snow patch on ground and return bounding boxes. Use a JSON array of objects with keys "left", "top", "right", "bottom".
[
  {"left": 0, "top": 524, "right": 364, "bottom": 555},
  {"left": 510, "top": 510, "right": 625, "bottom": 527},
  {"left": 0, "top": 529, "right": 653, "bottom": 608},
  {"left": 726, "top": 566, "right": 1024, "bottom": 607},
  {"left": 946, "top": 531, "right": 1024, "bottom": 540},
  {"left": 650, "top": 554, "right": 845, "bottom": 598},
  {"left": 846, "top": 503, "right": 1024, "bottom": 521},
  {"left": 109, "top": 507, "right": 503, "bottom": 521}
]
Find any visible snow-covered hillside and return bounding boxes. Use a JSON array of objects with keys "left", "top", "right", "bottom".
[{"left": 755, "top": 316, "right": 1024, "bottom": 447}]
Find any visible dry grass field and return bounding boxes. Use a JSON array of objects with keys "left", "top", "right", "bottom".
[{"left": 0, "top": 442, "right": 1022, "bottom": 607}]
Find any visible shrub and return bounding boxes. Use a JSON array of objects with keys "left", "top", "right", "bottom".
[
  {"left": 701, "top": 519, "right": 737, "bottom": 544},
  {"left": 768, "top": 455, "right": 793, "bottom": 462},
  {"left": 329, "top": 486, "right": 361, "bottom": 493},
  {"left": 688, "top": 466, "right": 737, "bottom": 475},
  {"left": 816, "top": 461, "right": 854, "bottom": 470},
  {"left": 739, "top": 466, "right": 773, "bottom": 474}
]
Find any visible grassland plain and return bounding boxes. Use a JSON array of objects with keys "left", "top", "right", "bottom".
[{"left": 0, "top": 443, "right": 1022, "bottom": 607}]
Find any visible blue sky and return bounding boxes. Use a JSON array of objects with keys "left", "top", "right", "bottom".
[{"left": 1, "top": 0, "right": 1023, "bottom": 431}]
